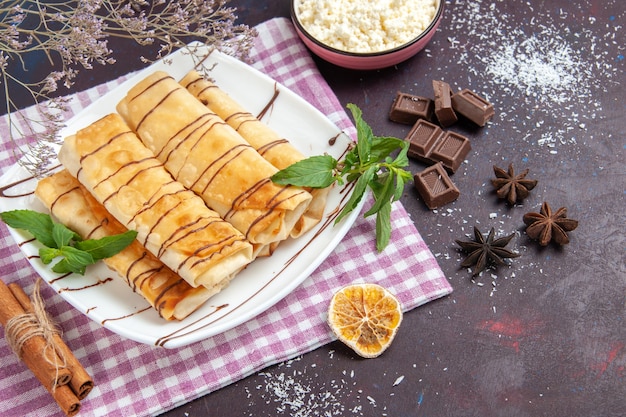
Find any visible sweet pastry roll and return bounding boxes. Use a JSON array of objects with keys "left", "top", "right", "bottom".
[
  {"left": 115, "top": 71, "right": 312, "bottom": 244},
  {"left": 58, "top": 113, "right": 254, "bottom": 290},
  {"left": 180, "top": 70, "right": 329, "bottom": 238},
  {"left": 35, "top": 170, "right": 220, "bottom": 320}
]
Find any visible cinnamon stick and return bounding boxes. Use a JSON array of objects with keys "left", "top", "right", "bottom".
[
  {"left": 51, "top": 384, "right": 81, "bottom": 416},
  {"left": 8, "top": 281, "right": 94, "bottom": 400},
  {"left": 0, "top": 279, "right": 72, "bottom": 390}
]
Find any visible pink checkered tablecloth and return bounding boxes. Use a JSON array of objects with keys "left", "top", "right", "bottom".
[{"left": 0, "top": 18, "right": 452, "bottom": 417}]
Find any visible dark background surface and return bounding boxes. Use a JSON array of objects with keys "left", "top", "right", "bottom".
[
  {"left": 11, "top": 0, "right": 626, "bottom": 416},
  {"left": 162, "top": 1, "right": 625, "bottom": 416},
  {"left": 173, "top": 1, "right": 626, "bottom": 416}
]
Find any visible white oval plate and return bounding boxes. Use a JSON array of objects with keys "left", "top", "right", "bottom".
[{"left": 0, "top": 45, "right": 361, "bottom": 348}]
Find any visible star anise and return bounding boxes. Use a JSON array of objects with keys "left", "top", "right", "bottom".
[
  {"left": 523, "top": 202, "right": 578, "bottom": 246},
  {"left": 491, "top": 164, "right": 538, "bottom": 205},
  {"left": 455, "top": 227, "right": 520, "bottom": 276}
]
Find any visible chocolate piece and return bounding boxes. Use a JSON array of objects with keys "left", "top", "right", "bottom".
[
  {"left": 432, "top": 80, "right": 457, "bottom": 127},
  {"left": 430, "top": 131, "right": 471, "bottom": 173},
  {"left": 389, "top": 92, "right": 434, "bottom": 124},
  {"left": 414, "top": 162, "right": 460, "bottom": 209},
  {"left": 406, "top": 119, "right": 444, "bottom": 162},
  {"left": 405, "top": 119, "right": 471, "bottom": 173},
  {"left": 451, "top": 89, "right": 494, "bottom": 126}
]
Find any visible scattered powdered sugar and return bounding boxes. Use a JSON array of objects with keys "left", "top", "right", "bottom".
[
  {"left": 484, "top": 35, "right": 584, "bottom": 104},
  {"left": 244, "top": 355, "right": 362, "bottom": 416},
  {"left": 444, "top": 0, "right": 621, "bottom": 153},
  {"left": 243, "top": 354, "right": 414, "bottom": 416}
]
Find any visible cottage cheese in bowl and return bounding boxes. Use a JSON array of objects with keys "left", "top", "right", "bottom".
[{"left": 294, "top": 0, "right": 440, "bottom": 54}]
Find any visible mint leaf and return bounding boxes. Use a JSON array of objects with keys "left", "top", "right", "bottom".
[
  {"left": 2, "top": 209, "right": 139, "bottom": 275},
  {"left": 1, "top": 210, "right": 56, "bottom": 248},
  {"left": 40, "top": 245, "right": 94, "bottom": 275},
  {"left": 369, "top": 136, "right": 407, "bottom": 164},
  {"left": 52, "top": 222, "right": 81, "bottom": 248},
  {"left": 342, "top": 150, "right": 362, "bottom": 183},
  {"left": 364, "top": 172, "right": 396, "bottom": 218},
  {"left": 75, "top": 230, "right": 138, "bottom": 261},
  {"left": 348, "top": 103, "right": 373, "bottom": 165},
  {"left": 374, "top": 196, "right": 392, "bottom": 252},
  {"left": 394, "top": 140, "right": 410, "bottom": 164},
  {"left": 368, "top": 178, "right": 395, "bottom": 251},
  {"left": 51, "top": 246, "right": 95, "bottom": 275},
  {"left": 336, "top": 164, "right": 376, "bottom": 223},
  {"left": 271, "top": 104, "right": 412, "bottom": 251},
  {"left": 40, "top": 247, "right": 62, "bottom": 265},
  {"left": 271, "top": 155, "right": 338, "bottom": 188},
  {"left": 394, "top": 168, "right": 410, "bottom": 201}
]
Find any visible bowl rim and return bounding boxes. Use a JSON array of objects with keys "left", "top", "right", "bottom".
[{"left": 290, "top": 0, "right": 444, "bottom": 58}]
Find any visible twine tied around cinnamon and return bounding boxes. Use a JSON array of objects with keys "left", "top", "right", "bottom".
[
  {"left": 1, "top": 277, "right": 93, "bottom": 416},
  {"left": 4, "top": 279, "right": 67, "bottom": 391}
]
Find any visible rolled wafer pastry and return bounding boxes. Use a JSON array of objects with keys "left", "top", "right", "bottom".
[
  {"left": 180, "top": 70, "right": 329, "bottom": 237},
  {"left": 116, "top": 71, "right": 312, "bottom": 245},
  {"left": 35, "top": 170, "right": 220, "bottom": 320},
  {"left": 58, "top": 113, "right": 254, "bottom": 290}
]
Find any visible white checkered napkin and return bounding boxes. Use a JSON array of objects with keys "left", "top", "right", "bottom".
[{"left": 0, "top": 17, "right": 451, "bottom": 417}]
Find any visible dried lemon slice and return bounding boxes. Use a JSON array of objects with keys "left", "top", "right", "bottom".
[{"left": 327, "top": 283, "right": 403, "bottom": 358}]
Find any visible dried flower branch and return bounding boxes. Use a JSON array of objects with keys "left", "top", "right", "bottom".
[{"left": 1, "top": 0, "right": 257, "bottom": 176}]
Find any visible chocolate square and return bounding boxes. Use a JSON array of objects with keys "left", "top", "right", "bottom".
[
  {"left": 430, "top": 131, "right": 471, "bottom": 173},
  {"left": 389, "top": 92, "right": 434, "bottom": 124},
  {"left": 413, "top": 163, "right": 460, "bottom": 209},
  {"left": 432, "top": 80, "right": 458, "bottom": 127},
  {"left": 405, "top": 119, "right": 443, "bottom": 162},
  {"left": 451, "top": 89, "right": 495, "bottom": 126}
]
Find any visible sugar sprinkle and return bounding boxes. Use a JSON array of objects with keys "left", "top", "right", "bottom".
[
  {"left": 446, "top": 0, "right": 619, "bottom": 153},
  {"left": 392, "top": 375, "right": 405, "bottom": 386},
  {"left": 244, "top": 356, "right": 363, "bottom": 416}
]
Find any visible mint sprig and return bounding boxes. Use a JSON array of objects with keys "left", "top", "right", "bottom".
[
  {"left": 272, "top": 103, "right": 412, "bottom": 251},
  {"left": 1, "top": 209, "right": 137, "bottom": 275}
]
